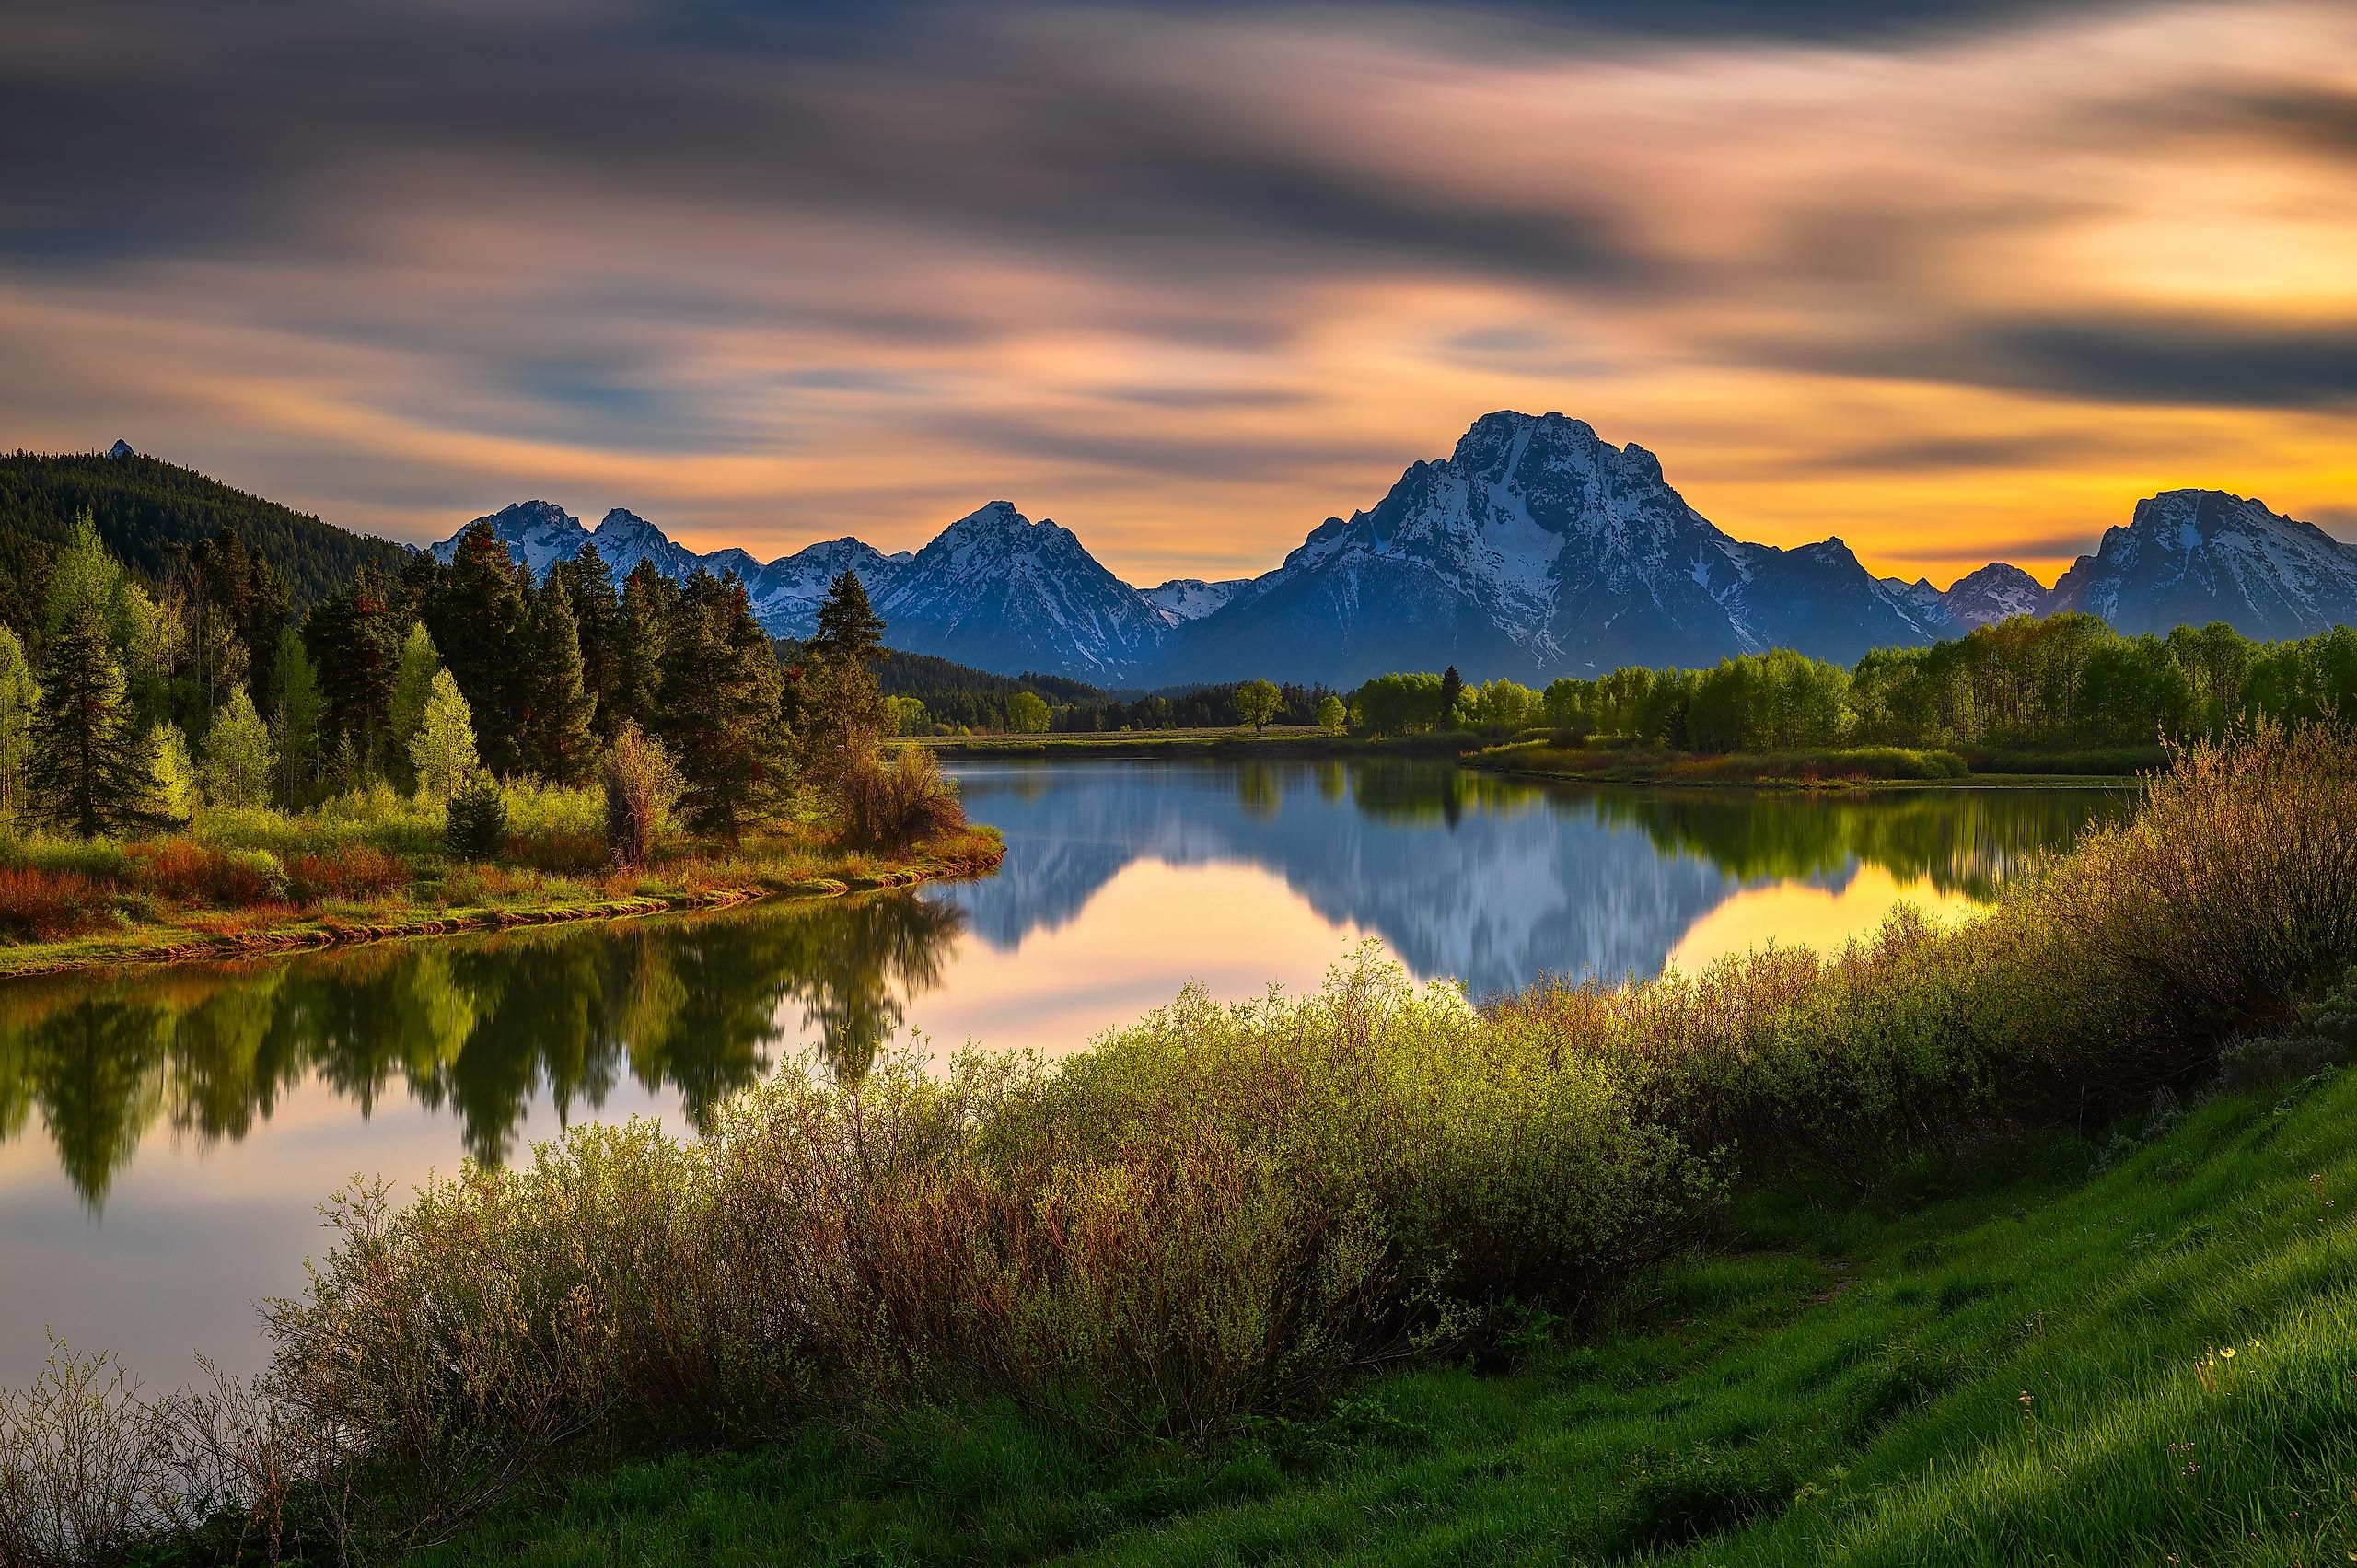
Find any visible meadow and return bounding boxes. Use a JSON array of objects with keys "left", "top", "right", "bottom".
[{"left": 1, "top": 726, "right": 2352, "bottom": 1566}]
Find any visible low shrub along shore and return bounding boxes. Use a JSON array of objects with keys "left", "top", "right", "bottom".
[{"left": 2, "top": 726, "right": 2353, "bottom": 1565}]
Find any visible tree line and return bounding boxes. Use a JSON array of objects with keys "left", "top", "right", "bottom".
[
  {"left": 0, "top": 514, "right": 933, "bottom": 852},
  {"left": 1345, "top": 614, "right": 2357, "bottom": 751}
]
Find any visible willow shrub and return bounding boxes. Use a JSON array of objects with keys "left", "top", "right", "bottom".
[{"left": 202, "top": 727, "right": 2357, "bottom": 1543}]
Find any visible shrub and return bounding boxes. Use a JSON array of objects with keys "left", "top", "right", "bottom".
[
  {"left": 286, "top": 845, "right": 410, "bottom": 903},
  {"left": 839, "top": 748, "right": 966, "bottom": 850},
  {"left": 0, "top": 865, "right": 113, "bottom": 940},
  {"left": 443, "top": 774, "right": 508, "bottom": 862},
  {"left": 125, "top": 838, "right": 289, "bottom": 906},
  {"left": 601, "top": 723, "right": 683, "bottom": 871}
]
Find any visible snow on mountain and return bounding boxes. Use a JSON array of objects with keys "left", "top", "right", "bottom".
[
  {"left": 743, "top": 539, "right": 913, "bottom": 638},
  {"left": 1153, "top": 412, "right": 1950, "bottom": 687},
  {"left": 1941, "top": 563, "right": 2049, "bottom": 629},
  {"left": 2047, "top": 489, "right": 2357, "bottom": 642},
  {"left": 105, "top": 438, "right": 136, "bottom": 459},
  {"left": 430, "top": 500, "right": 593, "bottom": 577},
  {"left": 1144, "top": 577, "right": 1251, "bottom": 626},
  {"left": 869, "top": 502, "right": 1168, "bottom": 680}
]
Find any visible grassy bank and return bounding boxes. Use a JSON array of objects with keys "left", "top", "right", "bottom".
[
  {"left": 423, "top": 1042, "right": 2357, "bottom": 1565},
  {"left": 1473, "top": 738, "right": 2162, "bottom": 787},
  {"left": 910, "top": 726, "right": 1475, "bottom": 760},
  {"left": 0, "top": 789, "right": 1002, "bottom": 978},
  {"left": 5, "top": 728, "right": 2351, "bottom": 1566}
]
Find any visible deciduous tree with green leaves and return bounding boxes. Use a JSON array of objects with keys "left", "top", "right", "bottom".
[
  {"left": 198, "top": 687, "right": 274, "bottom": 807},
  {"left": 409, "top": 668, "right": 481, "bottom": 801},
  {"left": 0, "top": 625, "right": 38, "bottom": 822},
  {"left": 1234, "top": 679, "right": 1282, "bottom": 732}
]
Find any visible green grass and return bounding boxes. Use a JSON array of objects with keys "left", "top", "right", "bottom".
[{"left": 416, "top": 1063, "right": 2357, "bottom": 1567}]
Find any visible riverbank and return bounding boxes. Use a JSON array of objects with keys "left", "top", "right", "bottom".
[
  {"left": 420, "top": 1054, "right": 2357, "bottom": 1566},
  {"left": 0, "top": 825, "right": 1003, "bottom": 980},
  {"left": 909, "top": 726, "right": 1474, "bottom": 760},
  {"left": 1472, "top": 738, "right": 2165, "bottom": 788}
]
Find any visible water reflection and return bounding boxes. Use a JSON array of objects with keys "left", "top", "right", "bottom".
[{"left": 0, "top": 894, "right": 963, "bottom": 1207}]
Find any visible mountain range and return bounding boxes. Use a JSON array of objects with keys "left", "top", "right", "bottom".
[{"left": 434, "top": 411, "right": 2357, "bottom": 686}]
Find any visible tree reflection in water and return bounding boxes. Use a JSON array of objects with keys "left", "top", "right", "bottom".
[{"left": 0, "top": 891, "right": 965, "bottom": 1205}]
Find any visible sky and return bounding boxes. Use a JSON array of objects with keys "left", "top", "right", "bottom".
[{"left": 4, "top": 0, "right": 2353, "bottom": 588}]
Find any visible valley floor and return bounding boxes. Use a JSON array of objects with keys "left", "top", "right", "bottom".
[{"left": 421, "top": 1059, "right": 2357, "bottom": 1567}]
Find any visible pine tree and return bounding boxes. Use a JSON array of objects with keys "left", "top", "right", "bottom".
[
  {"left": 552, "top": 542, "right": 621, "bottom": 737},
  {"left": 198, "top": 687, "right": 275, "bottom": 807},
  {"left": 1439, "top": 666, "right": 1464, "bottom": 727},
  {"left": 431, "top": 520, "right": 528, "bottom": 774},
  {"left": 408, "top": 668, "right": 481, "bottom": 800},
  {"left": 271, "top": 627, "right": 325, "bottom": 808},
  {"left": 0, "top": 625, "right": 38, "bottom": 823},
  {"left": 519, "top": 579, "right": 599, "bottom": 783},
  {"left": 610, "top": 561, "right": 676, "bottom": 737},
  {"left": 658, "top": 573, "right": 793, "bottom": 842},
  {"left": 383, "top": 621, "right": 442, "bottom": 790},
  {"left": 28, "top": 598, "right": 168, "bottom": 837},
  {"left": 304, "top": 568, "right": 401, "bottom": 775},
  {"left": 795, "top": 571, "right": 888, "bottom": 797}
]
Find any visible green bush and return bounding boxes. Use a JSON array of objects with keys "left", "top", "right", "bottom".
[{"left": 442, "top": 774, "right": 509, "bottom": 862}]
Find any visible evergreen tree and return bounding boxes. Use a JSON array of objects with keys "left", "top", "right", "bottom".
[
  {"left": 271, "top": 627, "right": 325, "bottom": 808},
  {"left": 197, "top": 687, "right": 274, "bottom": 807},
  {"left": 610, "top": 561, "right": 676, "bottom": 736},
  {"left": 519, "top": 579, "right": 599, "bottom": 783},
  {"left": 0, "top": 625, "right": 38, "bottom": 822},
  {"left": 795, "top": 571, "right": 888, "bottom": 796},
  {"left": 443, "top": 772, "right": 508, "bottom": 860},
  {"left": 28, "top": 598, "right": 168, "bottom": 837},
  {"left": 304, "top": 568, "right": 401, "bottom": 775},
  {"left": 383, "top": 622, "right": 442, "bottom": 790},
  {"left": 1439, "top": 665, "right": 1464, "bottom": 726},
  {"left": 659, "top": 573, "right": 794, "bottom": 842},
  {"left": 408, "top": 668, "right": 481, "bottom": 800},
  {"left": 431, "top": 520, "right": 528, "bottom": 774},
  {"left": 551, "top": 542, "right": 621, "bottom": 736}
]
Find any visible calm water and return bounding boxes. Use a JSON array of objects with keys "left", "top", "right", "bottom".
[{"left": 0, "top": 761, "right": 2130, "bottom": 1384}]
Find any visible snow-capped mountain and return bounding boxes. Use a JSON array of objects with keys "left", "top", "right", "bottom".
[
  {"left": 1151, "top": 412, "right": 1951, "bottom": 687},
  {"left": 1144, "top": 577, "right": 1251, "bottom": 626},
  {"left": 428, "top": 428, "right": 2357, "bottom": 688},
  {"left": 1941, "top": 563, "right": 2050, "bottom": 629},
  {"left": 2046, "top": 489, "right": 2357, "bottom": 641},
  {"left": 870, "top": 502, "right": 1170, "bottom": 681}
]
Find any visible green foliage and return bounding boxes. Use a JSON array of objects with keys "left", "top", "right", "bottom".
[
  {"left": 1005, "top": 690, "right": 1053, "bottom": 734},
  {"left": 269, "top": 627, "right": 324, "bottom": 809},
  {"left": 518, "top": 580, "right": 599, "bottom": 784},
  {"left": 26, "top": 598, "right": 168, "bottom": 838},
  {"left": 1233, "top": 679, "right": 1283, "bottom": 732},
  {"left": 443, "top": 772, "right": 510, "bottom": 862},
  {"left": 839, "top": 746, "right": 966, "bottom": 850},
  {"left": 429, "top": 521, "right": 529, "bottom": 776},
  {"left": 662, "top": 575, "right": 794, "bottom": 841},
  {"left": 147, "top": 723, "right": 196, "bottom": 822},
  {"left": 407, "top": 669, "right": 480, "bottom": 802},
  {"left": 0, "top": 624, "right": 38, "bottom": 822},
  {"left": 196, "top": 688, "right": 274, "bottom": 808},
  {"left": 884, "top": 694, "right": 929, "bottom": 736},
  {"left": 601, "top": 721, "right": 683, "bottom": 870},
  {"left": 1314, "top": 693, "right": 1346, "bottom": 733},
  {"left": 382, "top": 621, "right": 441, "bottom": 791},
  {"left": 1457, "top": 677, "right": 1542, "bottom": 733},
  {"left": 1349, "top": 671, "right": 1448, "bottom": 736}
]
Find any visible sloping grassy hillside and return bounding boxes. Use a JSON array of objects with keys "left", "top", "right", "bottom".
[{"left": 424, "top": 1054, "right": 2357, "bottom": 1566}]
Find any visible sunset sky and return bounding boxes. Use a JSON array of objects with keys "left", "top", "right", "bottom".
[{"left": 5, "top": 0, "right": 2353, "bottom": 587}]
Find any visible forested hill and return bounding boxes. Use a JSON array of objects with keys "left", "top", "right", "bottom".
[{"left": 0, "top": 447, "right": 412, "bottom": 629}]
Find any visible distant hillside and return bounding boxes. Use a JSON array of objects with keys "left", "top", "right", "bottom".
[{"left": 0, "top": 446, "right": 412, "bottom": 628}]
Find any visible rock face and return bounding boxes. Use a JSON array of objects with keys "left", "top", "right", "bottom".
[
  {"left": 427, "top": 432, "right": 2357, "bottom": 685},
  {"left": 867, "top": 503, "right": 1172, "bottom": 681},
  {"left": 2046, "top": 489, "right": 2357, "bottom": 642},
  {"left": 1152, "top": 412, "right": 1949, "bottom": 686},
  {"left": 1941, "top": 563, "right": 2051, "bottom": 629}
]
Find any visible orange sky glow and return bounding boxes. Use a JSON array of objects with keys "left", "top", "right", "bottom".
[{"left": 4, "top": 0, "right": 2351, "bottom": 587}]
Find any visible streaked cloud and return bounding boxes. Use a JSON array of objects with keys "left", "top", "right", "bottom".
[{"left": 1, "top": 0, "right": 2351, "bottom": 586}]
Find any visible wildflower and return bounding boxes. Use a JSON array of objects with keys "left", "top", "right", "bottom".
[{"left": 2220, "top": 1346, "right": 2236, "bottom": 1359}]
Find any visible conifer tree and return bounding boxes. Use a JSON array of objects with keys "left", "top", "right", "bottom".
[
  {"left": 271, "top": 627, "right": 325, "bottom": 808},
  {"left": 1439, "top": 665, "right": 1464, "bottom": 727},
  {"left": 520, "top": 579, "right": 599, "bottom": 783},
  {"left": 795, "top": 571, "right": 888, "bottom": 796},
  {"left": 0, "top": 625, "right": 38, "bottom": 823},
  {"left": 431, "top": 520, "right": 527, "bottom": 774},
  {"left": 658, "top": 573, "right": 793, "bottom": 842},
  {"left": 198, "top": 687, "right": 274, "bottom": 807},
  {"left": 610, "top": 561, "right": 676, "bottom": 737},
  {"left": 408, "top": 668, "right": 481, "bottom": 800},
  {"left": 28, "top": 598, "right": 168, "bottom": 837},
  {"left": 304, "top": 569, "right": 401, "bottom": 774},
  {"left": 552, "top": 542, "right": 621, "bottom": 736}
]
